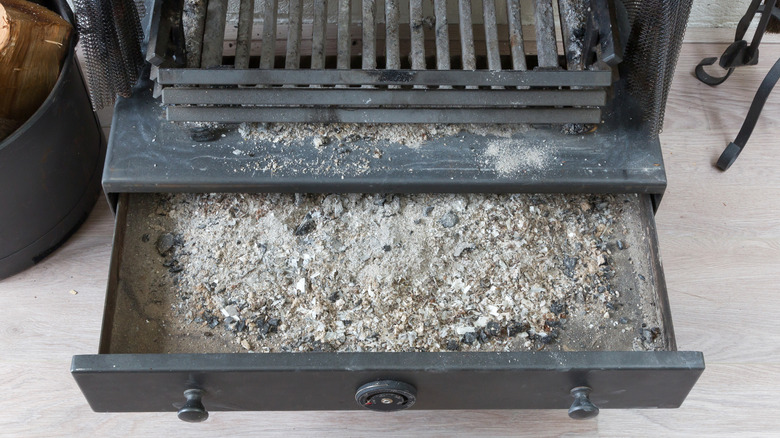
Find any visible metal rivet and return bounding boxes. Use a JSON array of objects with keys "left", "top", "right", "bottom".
[{"left": 381, "top": 398, "right": 394, "bottom": 404}]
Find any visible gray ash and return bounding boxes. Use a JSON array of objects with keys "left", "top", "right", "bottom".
[{"left": 107, "top": 192, "right": 668, "bottom": 355}]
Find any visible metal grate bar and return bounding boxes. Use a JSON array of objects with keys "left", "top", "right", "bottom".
[
  {"left": 459, "top": 0, "right": 476, "bottom": 71},
  {"left": 234, "top": 0, "right": 254, "bottom": 69},
  {"left": 158, "top": 68, "right": 613, "bottom": 86},
  {"left": 311, "top": 0, "right": 328, "bottom": 69},
  {"left": 558, "top": 0, "right": 585, "bottom": 71},
  {"left": 460, "top": 0, "right": 477, "bottom": 90},
  {"left": 337, "top": 0, "right": 352, "bottom": 69},
  {"left": 184, "top": 0, "right": 207, "bottom": 67},
  {"left": 167, "top": 106, "right": 603, "bottom": 124},
  {"left": 483, "top": 0, "right": 502, "bottom": 71},
  {"left": 506, "top": 0, "right": 527, "bottom": 71},
  {"left": 260, "top": 0, "right": 278, "bottom": 69},
  {"left": 385, "top": 0, "right": 401, "bottom": 69},
  {"left": 286, "top": 0, "right": 304, "bottom": 69},
  {"left": 534, "top": 0, "right": 559, "bottom": 68},
  {"left": 362, "top": 0, "right": 377, "bottom": 69},
  {"left": 162, "top": 88, "right": 608, "bottom": 107},
  {"left": 200, "top": 0, "right": 229, "bottom": 68},
  {"left": 410, "top": 0, "right": 426, "bottom": 70},
  {"left": 434, "top": 0, "right": 450, "bottom": 71}
]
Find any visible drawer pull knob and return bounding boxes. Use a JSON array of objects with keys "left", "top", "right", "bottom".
[
  {"left": 177, "top": 389, "right": 209, "bottom": 422},
  {"left": 355, "top": 380, "right": 417, "bottom": 412},
  {"left": 568, "top": 386, "right": 599, "bottom": 419}
]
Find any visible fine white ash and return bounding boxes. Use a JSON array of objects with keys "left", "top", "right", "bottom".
[{"left": 237, "top": 122, "right": 529, "bottom": 149}]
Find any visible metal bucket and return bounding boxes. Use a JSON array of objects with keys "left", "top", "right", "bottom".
[{"left": 0, "top": 0, "right": 105, "bottom": 279}]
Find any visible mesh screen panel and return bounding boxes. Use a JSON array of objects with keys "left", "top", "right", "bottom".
[{"left": 622, "top": 0, "right": 694, "bottom": 133}]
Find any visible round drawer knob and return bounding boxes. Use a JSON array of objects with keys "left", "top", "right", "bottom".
[
  {"left": 568, "top": 386, "right": 599, "bottom": 420},
  {"left": 177, "top": 389, "right": 209, "bottom": 422},
  {"left": 355, "top": 380, "right": 417, "bottom": 412}
]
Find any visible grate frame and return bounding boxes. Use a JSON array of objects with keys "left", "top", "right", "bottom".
[{"left": 147, "top": 0, "right": 617, "bottom": 124}]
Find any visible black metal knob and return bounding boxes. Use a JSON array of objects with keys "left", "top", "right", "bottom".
[
  {"left": 177, "top": 389, "right": 209, "bottom": 423},
  {"left": 568, "top": 386, "right": 599, "bottom": 420},
  {"left": 355, "top": 380, "right": 417, "bottom": 412}
]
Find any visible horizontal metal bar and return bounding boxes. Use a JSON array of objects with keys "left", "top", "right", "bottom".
[
  {"left": 166, "top": 107, "right": 603, "bottom": 124},
  {"left": 157, "top": 69, "right": 613, "bottom": 87},
  {"left": 162, "top": 88, "right": 607, "bottom": 107}
]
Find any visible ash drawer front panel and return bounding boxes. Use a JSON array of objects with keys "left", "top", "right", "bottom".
[
  {"left": 71, "top": 192, "right": 704, "bottom": 419},
  {"left": 72, "top": 351, "right": 703, "bottom": 412}
]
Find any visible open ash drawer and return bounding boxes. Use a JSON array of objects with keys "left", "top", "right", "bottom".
[{"left": 72, "top": 190, "right": 703, "bottom": 421}]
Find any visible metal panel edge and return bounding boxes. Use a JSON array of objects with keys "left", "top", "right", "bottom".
[{"left": 71, "top": 351, "right": 704, "bottom": 412}]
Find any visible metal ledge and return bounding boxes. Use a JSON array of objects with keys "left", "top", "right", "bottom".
[{"left": 102, "top": 77, "right": 665, "bottom": 199}]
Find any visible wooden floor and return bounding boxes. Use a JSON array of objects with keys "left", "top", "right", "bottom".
[{"left": 2, "top": 31, "right": 779, "bottom": 436}]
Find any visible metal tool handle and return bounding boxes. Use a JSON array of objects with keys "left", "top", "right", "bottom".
[
  {"left": 695, "top": 0, "right": 778, "bottom": 85},
  {"left": 717, "top": 56, "right": 780, "bottom": 170}
]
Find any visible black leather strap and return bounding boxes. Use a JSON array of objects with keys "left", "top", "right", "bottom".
[{"left": 717, "top": 56, "right": 780, "bottom": 170}]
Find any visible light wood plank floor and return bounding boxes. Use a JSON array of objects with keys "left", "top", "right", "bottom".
[{"left": 2, "top": 33, "right": 779, "bottom": 436}]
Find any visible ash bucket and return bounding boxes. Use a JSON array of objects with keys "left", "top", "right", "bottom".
[{"left": 0, "top": 0, "right": 105, "bottom": 279}]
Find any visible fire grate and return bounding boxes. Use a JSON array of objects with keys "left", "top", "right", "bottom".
[{"left": 147, "top": 0, "right": 620, "bottom": 124}]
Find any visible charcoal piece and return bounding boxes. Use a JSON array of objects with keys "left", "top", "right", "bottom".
[
  {"left": 550, "top": 301, "right": 567, "bottom": 315},
  {"left": 294, "top": 214, "right": 316, "bottom": 236},
  {"left": 507, "top": 321, "right": 529, "bottom": 337},
  {"left": 156, "top": 233, "right": 175, "bottom": 255},
  {"left": 486, "top": 321, "right": 500, "bottom": 337},
  {"left": 461, "top": 332, "right": 477, "bottom": 345},
  {"left": 190, "top": 126, "right": 223, "bottom": 142}
]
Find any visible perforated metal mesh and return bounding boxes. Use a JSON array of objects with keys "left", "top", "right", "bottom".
[
  {"left": 73, "top": 0, "right": 145, "bottom": 110},
  {"left": 622, "top": 0, "right": 693, "bottom": 134}
]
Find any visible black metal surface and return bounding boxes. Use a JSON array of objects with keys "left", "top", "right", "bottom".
[
  {"left": 593, "top": 0, "right": 624, "bottom": 66},
  {"left": 146, "top": 0, "right": 185, "bottom": 68},
  {"left": 166, "top": 106, "right": 603, "bottom": 124},
  {"left": 71, "top": 351, "right": 704, "bottom": 412},
  {"left": 157, "top": 68, "right": 613, "bottom": 87},
  {"left": 162, "top": 88, "right": 607, "bottom": 107},
  {"left": 103, "top": 77, "right": 665, "bottom": 197},
  {"left": 0, "top": 0, "right": 105, "bottom": 279},
  {"left": 640, "top": 195, "right": 678, "bottom": 349}
]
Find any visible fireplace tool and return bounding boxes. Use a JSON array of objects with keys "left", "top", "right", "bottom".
[{"left": 695, "top": 0, "right": 780, "bottom": 170}]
